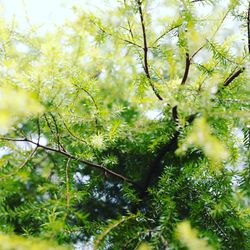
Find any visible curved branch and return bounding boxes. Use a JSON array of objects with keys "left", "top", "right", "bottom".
[
  {"left": 137, "top": 0, "right": 163, "bottom": 101},
  {"left": 152, "top": 24, "right": 182, "bottom": 46},
  {"left": 0, "top": 137, "right": 142, "bottom": 190}
]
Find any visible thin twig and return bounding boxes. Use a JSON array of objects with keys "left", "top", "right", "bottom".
[
  {"left": 204, "top": 209, "right": 229, "bottom": 240},
  {"left": 94, "top": 214, "right": 137, "bottom": 250},
  {"left": 73, "top": 84, "right": 98, "bottom": 110},
  {"left": 0, "top": 137, "right": 141, "bottom": 190},
  {"left": 37, "top": 117, "right": 41, "bottom": 144},
  {"left": 7, "top": 118, "right": 41, "bottom": 175},
  {"left": 191, "top": 187, "right": 230, "bottom": 241},
  {"left": 44, "top": 114, "right": 60, "bottom": 149},
  {"left": 91, "top": 19, "right": 143, "bottom": 49},
  {"left": 72, "top": 83, "right": 99, "bottom": 125},
  {"left": 137, "top": 0, "right": 163, "bottom": 100},
  {"left": 152, "top": 24, "right": 182, "bottom": 46},
  {"left": 49, "top": 112, "right": 66, "bottom": 152},
  {"left": 0, "top": 145, "right": 38, "bottom": 181},
  {"left": 66, "top": 158, "right": 70, "bottom": 209},
  {"left": 190, "top": 9, "right": 231, "bottom": 60},
  {"left": 191, "top": 0, "right": 208, "bottom": 3},
  {"left": 206, "top": 39, "right": 238, "bottom": 65},
  {"left": 19, "top": 146, "right": 38, "bottom": 169},
  {"left": 127, "top": 20, "right": 134, "bottom": 40},
  {"left": 60, "top": 117, "right": 88, "bottom": 145}
]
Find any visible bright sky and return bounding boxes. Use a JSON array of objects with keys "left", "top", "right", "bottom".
[
  {"left": 0, "top": 0, "right": 243, "bottom": 39},
  {"left": 0, "top": 0, "right": 115, "bottom": 32}
]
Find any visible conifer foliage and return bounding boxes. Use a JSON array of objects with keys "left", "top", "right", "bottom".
[{"left": 0, "top": 0, "right": 249, "bottom": 249}]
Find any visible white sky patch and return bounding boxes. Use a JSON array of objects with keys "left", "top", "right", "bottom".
[
  {"left": 231, "top": 127, "right": 245, "bottom": 147},
  {"left": 0, "top": 0, "right": 117, "bottom": 32},
  {"left": 15, "top": 42, "right": 30, "bottom": 53},
  {"left": 145, "top": 109, "right": 163, "bottom": 120},
  {"left": 0, "top": 146, "right": 11, "bottom": 157},
  {"left": 74, "top": 238, "right": 94, "bottom": 250},
  {"left": 73, "top": 172, "right": 90, "bottom": 184},
  {"left": 14, "top": 134, "right": 48, "bottom": 151}
]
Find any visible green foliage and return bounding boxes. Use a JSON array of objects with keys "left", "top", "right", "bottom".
[
  {"left": 177, "top": 117, "right": 229, "bottom": 164},
  {"left": 0, "top": 233, "right": 71, "bottom": 250},
  {"left": 0, "top": 0, "right": 249, "bottom": 249},
  {"left": 176, "top": 221, "right": 214, "bottom": 250}
]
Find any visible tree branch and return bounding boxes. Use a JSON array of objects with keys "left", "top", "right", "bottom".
[
  {"left": 37, "top": 117, "right": 41, "bottom": 144},
  {"left": 139, "top": 130, "right": 180, "bottom": 198},
  {"left": 172, "top": 105, "right": 178, "bottom": 122},
  {"left": 19, "top": 146, "right": 38, "bottom": 169},
  {"left": 191, "top": 0, "right": 209, "bottom": 3},
  {"left": 0, "top": 137, "right": 141, "bottom": 190},
  {"left": 139, "top": 113, "right": 197, "bottom": 198},
  {"left": 49, "top": 112, "right": 66, "bottom": 152},
  {"left": 66, "top": 158, "right": 70, "bottom": 209},
  {"left": 223, "top": 67, "right": 245, "bottom": 87},
  {"left": 44, "top": 114, "right": 61, "bottom": 150},
  {"left": 91, "top": 19, "right": 143, "bottom": 49},
  {"left": 60, "top": 117, "right": 88, "bottom": 145},
  {"left": 152, "top": 24, "right": 182, "bottom": 46},
  {"left": 190, "top": 9, "right": 230, "bottom": 60},
  {"left": 72, "top": 83, "right": 99, "bottom": 125},
  {"left": 181, "top": 53, "right": 191, "bottom": 85},
  {"left": 137, "top": 0, "right": 163, "bottom": 101}
]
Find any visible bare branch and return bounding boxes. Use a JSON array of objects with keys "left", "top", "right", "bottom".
[
  {"left": 223, "top": 67, "right": 245, "bottom": 87},
  {"left": 49, "top": 112, "right": 66, "bottom": 152},
  {"left": 127, "top": 20, "right": 134, "bottom": 40},
  {"left": 0, "top": 145, "right": 38, "bottom": 181},
  {"left": 60, "top": 117, "right": 88, "bottom": 145},
  {"left": 172, "top": 105, "right": 178, "bottom": 122},
  {"left": 91, "top": 19, "right": 143, "bottom": 49},
  {"left": 181, "top": 53, "right": 191, "bottom": 85},
  {"left": 137, "top": 0, "right": 163, "bottom": 100},
  {"left": 73, "top": 84, "right": 98, "bottom": 110},
  {"left": 190, "top": 9, "right": 231, "bottom": 60},
  {"left": 191, "top": 0, "right": 209, "bottom": 3},
  {"left": 19, "top": 146, "right": 38, "bottom": 170},
  {"left": 152, "top": 24, "right": 182, "bottom": 46},
  {"left": 37, "top": 117, "right": 41, "bottom": 144},
  {"left": 72, "top": 83, "right": 99, "bottom": 125},
  {"left": 0, "top": 137, "right": 141, "bottom": 190}
]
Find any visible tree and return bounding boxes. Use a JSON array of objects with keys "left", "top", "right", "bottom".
[{"left": 0, "top": 0, "right": 249, "bottom": 249}]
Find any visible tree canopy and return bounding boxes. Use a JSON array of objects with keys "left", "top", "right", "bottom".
[{"left": 0, "top": 0, "right": 249, "bottom": 249}]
